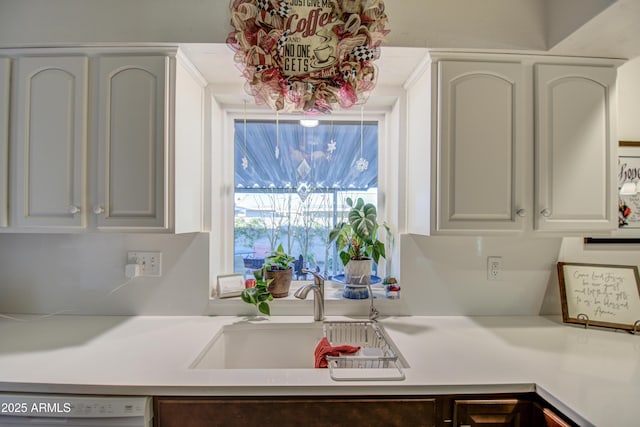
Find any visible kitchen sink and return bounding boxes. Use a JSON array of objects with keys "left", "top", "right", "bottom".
[
  {"left": 190, "top": 320, "right": 407, "bottom": 381},
  {"left": 190, "top": 321, "right": 324, "bottom": 369}
]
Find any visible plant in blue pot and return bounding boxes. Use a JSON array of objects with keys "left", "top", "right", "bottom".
[{"left": 329, "top": 197, "right": 387, "bottom": 299}]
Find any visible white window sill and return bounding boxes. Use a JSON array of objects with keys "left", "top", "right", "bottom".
[{"left": 288, "top": 280, "right": 391, "bottom": 301}]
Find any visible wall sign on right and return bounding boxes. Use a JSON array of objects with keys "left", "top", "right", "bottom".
[
  {"left": 557, "top": 262, "right": 640, "bottom": 332},
  {"left": 585, "top": 141, "right": 640, "bottom": 244},
  {"left": 618, "top": 141, "right": 640, "bottom": 229}
]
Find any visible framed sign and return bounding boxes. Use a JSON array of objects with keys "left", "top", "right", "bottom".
[
  {"left": 557, "top": 262, "right": 640, "bottom": 332},
  {"left": 618, "top": 141, "right": 640, "bottom": 229},
  {"left": 215, "top": 273, "right": 245, "bottom": 299}
]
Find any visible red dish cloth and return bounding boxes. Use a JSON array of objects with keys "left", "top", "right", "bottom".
[{"left": 314, "top": 337, "right": 361, "bottom": 368}]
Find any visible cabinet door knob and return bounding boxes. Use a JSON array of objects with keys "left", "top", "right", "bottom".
[
  {"left": 69, "top": 205, "right": 80, "bottom": 215},
  {"left": 93, "top": 206, "right": 104, "bottom": 215},
  {"left": 516, "top": 209, "right": 527, "bottom": 217},
  {"left": 540, "top": 208, "right": 551, "bottom": 217}
]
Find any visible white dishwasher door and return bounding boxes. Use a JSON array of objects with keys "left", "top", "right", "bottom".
[{"left": 0, "top": 394, "right": 151, "bottom": 427}]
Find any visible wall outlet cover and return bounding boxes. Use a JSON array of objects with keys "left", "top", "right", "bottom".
[
  {"left": 127, "top": 251, "right": 162, "bottom": 277},
  {"left": 487, "top": 256, "right": 503, "bottom": 281}
]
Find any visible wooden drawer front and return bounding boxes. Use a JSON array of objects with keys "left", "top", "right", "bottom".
[
  {"left": 156, "top": 397, "right": 437, "bottom": 427},
  {"left": 453, "top": 399, "right": 533, "bottom": 427}
]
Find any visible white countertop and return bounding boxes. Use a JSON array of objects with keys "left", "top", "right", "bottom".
[{"left": 0, "top": 314, "right": 639, "bottom": 426}]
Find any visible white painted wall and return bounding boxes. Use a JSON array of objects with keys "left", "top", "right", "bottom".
[
  {"left": 0, "top": 2, "right": 639, "bottom": 317},
  {"left": 3, "top": 0, "right": 630, "bottom": 56},
  {"left": 0, "top": 0, "right": 546, "bottom": 50},
  {"left": 0, "top": 0, "right": 229, "bottom": 44},
  {"left": 0, "top": 233, "right": 210, "bottom": 315},
  {"left": 399, "top": 235, "right": 563, "bottom": 316},
  {"left": 544, "top": 0, "right": 615, "bottom": 48},
  {"left": 617, "top": 56, "right": 640, "bottom": 140},
  {"left": 2, "top": 58, "right": 639, "bottom": 316}
]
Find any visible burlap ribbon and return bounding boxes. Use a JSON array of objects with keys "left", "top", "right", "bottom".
[{"left": 227, "top": 0, "right": 389, "bottom": 112}]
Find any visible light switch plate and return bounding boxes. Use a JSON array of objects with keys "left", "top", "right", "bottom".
[{"left": 127, "top": 251, "right": 162, "bottom": 277}]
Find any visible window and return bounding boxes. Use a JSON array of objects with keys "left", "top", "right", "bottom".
[{"left": 233, "top": 118, "right": 379, "bottom": 280}]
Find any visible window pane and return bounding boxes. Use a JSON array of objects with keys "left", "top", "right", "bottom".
[{"left": 233, "top": 120, "right": 378, "bottom": 279}]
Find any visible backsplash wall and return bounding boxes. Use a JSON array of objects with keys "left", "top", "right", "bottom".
[
  {"left": 0, "top": 231, "right": 565, "bottom": 316},
  {"left": 399, "top": 234, "right": 564, "bottom": 316},
  {"left": 0, "top": 232, "right": 638, "bottom": 317},
  {"left": 0, "top": 233, "right": 210, "bottom": 315}
]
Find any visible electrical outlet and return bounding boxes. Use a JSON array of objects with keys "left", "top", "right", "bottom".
[
  {"left": 127, "top": 251, "right": 162, "bottom": 277},
  {"left": 487, "top": 256, "right": 502, "bottom": 281}
]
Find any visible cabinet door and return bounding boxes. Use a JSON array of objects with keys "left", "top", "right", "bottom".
[
  {"left": 542, "top": 407, "right": 573, "bottom": 427},
  {"left": 535, "top": 64, "right": 616, "bottom": 232},
  {"left": 437, "top": 61, "right": 526, "bottom": 232},
  {"left": 453, "top": 399, "right": 533, "bottom": 427},
  {"left": 13, "top": 56, "right": 88, "bottom": 228},
  {"left": 155, "top": 397, "right": 437, "bottom": 427},
  {"left": 0, "top": 58, "right": 9, "bottom": 227},
  {"left": 96, "top": 56, "right": 167, "bottom": 229}
]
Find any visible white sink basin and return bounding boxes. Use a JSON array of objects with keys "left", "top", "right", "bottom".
[{"left": 190, "top": 322, "right": 324, "bottom": 369}]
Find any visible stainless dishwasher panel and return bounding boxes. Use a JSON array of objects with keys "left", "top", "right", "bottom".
[{"left": 0, "top": 394, "right": 151, "bottom": 426}]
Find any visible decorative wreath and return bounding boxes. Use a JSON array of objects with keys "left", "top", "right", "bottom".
[{"left": 227, "top": 0, "right": 390, "bottom": 113}]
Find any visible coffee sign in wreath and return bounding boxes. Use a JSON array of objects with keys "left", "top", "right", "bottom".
[{"left": 227, "top": 0, "right": 390, "bottom": 113}]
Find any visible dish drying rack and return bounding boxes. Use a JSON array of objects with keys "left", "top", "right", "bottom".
[{"left": 322, "top": 321, "right": 405, "bottom": 381}]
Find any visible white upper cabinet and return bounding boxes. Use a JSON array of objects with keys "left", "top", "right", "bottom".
[
  {"left": 173, "top": 56, "right": 204, "bottom": 234},
  {"left": 0, "top": 58, "right": 9, "bottom": 227},
  {"left": 436, "top": 60, "right": 525, "bottom": 232},
  {"left": 407, "top": 53, "right": 618, "bottom": 236},
  {"left": 534, "top": 64, "right": 617, "bottom": 232},
  {"left": 95, "top": 56, "right": 167, "bottom": 230},
  {"left": 93, "top": 53, "right": 204, "bottom": 233},
  {"left": 3, "top": 48, "right": 204, "bottom": 233},
  {"left": 93, "top": 54, "right": 204, "bottom": 233},
  {"left": 13, "top": 56, "right": 88, "bottom": 229}
]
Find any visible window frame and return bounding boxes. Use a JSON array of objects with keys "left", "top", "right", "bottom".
[{"left": 215, "top": 108, "right": 392, "bottom": 279}]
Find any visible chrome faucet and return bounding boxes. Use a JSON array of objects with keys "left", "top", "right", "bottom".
[
  {"left": 366, "top": 282, "right": 380, "bottom": 320},
  {"left": 294, "top": 269, "right": 325, "bottom": 321}
]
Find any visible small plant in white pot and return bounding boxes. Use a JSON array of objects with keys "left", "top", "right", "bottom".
[{"left": 329, "top": 197, "right": 387, "bottom": 299}]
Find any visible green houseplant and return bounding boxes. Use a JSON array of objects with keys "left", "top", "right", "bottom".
[
  {"left": 240, "top": 268, "right": 273, "bottom": 315},
  {"left": 263, "top": 243, "right": 296, "bottom": 298},
  {"left": 329, "top": 197, "right": 386, "bottom": 290},
  {"left": 240, "top": 243, "right": 295, "bottom": 315}
]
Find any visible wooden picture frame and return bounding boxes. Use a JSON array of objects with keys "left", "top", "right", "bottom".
[
  {"left": 557, "top": 262, "right": 640, "bottom": 332},
  {"left": 583, "top": 237, "right": 640, "bottom": 245}
]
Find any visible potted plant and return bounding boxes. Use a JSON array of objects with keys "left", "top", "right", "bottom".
[
  {"left": 241, "top": 268, "right": 273, "bottom": 315},
  {"left": 240, "top": 243, "right": 294, "bottom": 315},
  {"left": 383, "top": 276, "right": 400, "bottom": 299},
  {"left": 263, "top": 243, "right": 296, "bottom": 298},
  {"left": 329, "top": 197, "right": 386, "bottom": 297}
]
